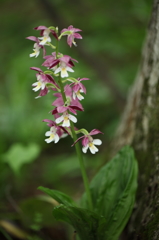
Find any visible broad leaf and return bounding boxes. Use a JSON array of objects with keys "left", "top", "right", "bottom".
[
  {"left": 38, "top": 187, "right": 107, "bottom": 239},
  {"left": 38, "top": 186, "right": 76, "bottom": 207},
  {"left": 2, "top": 143, "right": 40, "bottom": 175},
  {"left": 53, "top": 204, "right": 106, "bottom": 240},
  {"left": 81, "top": 145, "right": 138, "bottom": 240}
]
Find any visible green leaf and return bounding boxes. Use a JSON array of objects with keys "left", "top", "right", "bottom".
[
  {"left": 81, "top": 145, "right": 138, "bottom": 240},
  {"left": 2, "top": 143, "right": 40, "bottom": 175},
  {"left": 53, "top": 204, "right": 106, "bottom": 240},
  {"left": 38, "top": 186, "right": 76, "bottom": 207},
  {"left": 38, "top": 187, "right": 107, "bottom": 239}
]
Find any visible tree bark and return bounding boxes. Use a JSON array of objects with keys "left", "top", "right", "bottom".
[{"left": 113, "top": 0, "right": 159, "bottom": 239}]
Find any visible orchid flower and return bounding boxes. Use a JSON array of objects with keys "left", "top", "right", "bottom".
[
  {"left": 30, "top": 67, "right": 59, "bottom": 97},
  {"left": 34, "top": 26, "right": 58, "bottom": 45},
  {"left": 69, "top": 78, "right": 89, "bottom": 100},
  {"left": 42, "top": 52, "right": 57, "bottom": 69},
  {"left": 61, "top": 25, "right": 82, "bottom": 47},
  {"left": 52, "top": 105, "right": 83, "bottom": 127},
  {"left": 43, "top": 119, "right": 68, "bottom": 143},
  {"left": 73, "top": 129, "right": 103, "bottom": 154},
  {"left": 52, "top": 85, "right": 83, "bottom": 110},
  {"left": 49, "top": 55, "right": 78, "bottom": 78},
  {"left": 26, "top": 36, "right": 45, "bottom": 57}
]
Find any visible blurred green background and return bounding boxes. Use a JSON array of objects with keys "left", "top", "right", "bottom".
[{"left": 0, "top": 0, "right": 151, "bottom": 239}]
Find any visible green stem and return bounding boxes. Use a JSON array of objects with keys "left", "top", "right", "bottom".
[
  {"left": 55, "top": 38, "right": 93, "bottom": 210},
  {"left": 56, "top": 39, "right": 66, "bottom": 102},
  {"left": 59, "top": 77, "right": 93, "bottom": 210},
  {"left": 70, "top": 121, "right": 93, "bottom": 211},
  {"left": 56, "top": 38, "right": 59, "bottom": 58},
  {"left": 47, "top": 42, "right": 56, "bottom": 49},
  {"left": 58, "top": 78, "right": 66, "bottom": 101}
]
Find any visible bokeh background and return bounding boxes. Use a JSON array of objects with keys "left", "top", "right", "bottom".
[{"left": 0, "top": 0, "right": 151, "bottom": 239}]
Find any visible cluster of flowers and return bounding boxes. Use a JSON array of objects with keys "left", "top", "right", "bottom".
[{"left": 27, "top": 25, "right": 103, "bottom": 154}]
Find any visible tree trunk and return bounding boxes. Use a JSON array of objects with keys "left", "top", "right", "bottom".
[{"left": 113, "top": 0, "right": 159, "bottom": 239}]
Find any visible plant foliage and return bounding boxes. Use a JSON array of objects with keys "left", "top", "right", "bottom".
[{"left": 39, "top": 145, "right": 138, "bottom": 240}]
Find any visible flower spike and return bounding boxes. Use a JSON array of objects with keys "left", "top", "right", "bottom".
[{"left": 27, "top": 25, "right": 103, "bottom": 155}]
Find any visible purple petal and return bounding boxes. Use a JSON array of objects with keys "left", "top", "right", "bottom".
[
  {"left": 71, "top": 99, "right": 83, "bottom": 110},
  {"left": 71, "top": 135, "right": 84, "bottom": 146},
  {"left": 67, "top": 35, "right": 74, "bottom": 47},
  {"left": 50, "top": 29, "right": 58, "bottom": 40},
  {"left": 54, "top": 113, "right": 60, "bottom": 119},
  {"left": 26, "top": 36, "right": 38, "bottom": 42},
  {"left": 40, "top": 74, "right": 47, "bottom": 82},
  {"left": 79, "top": 83, "right": 86, "bottom": 94},
  {"left": 52, "top": 52, "right": 57, "bottom": 58},
  {"left": 60, "top": 55, "right": 71, "bottom": 64},
  {"left": 68, "top": 60, "right": 75, "bottom": 67},
  {"left": 71, "top": 105, "right": 84, "bottom": 112},
  {"left": 68, "top": 25, "right": 82, "bottom": 32},
  {"left": 68, "top": 107, "right": 77, "bottom": 115},
  {"left": 79, "top": 78, "right": 90, "bottom": 81},
  {"left": 54, "top": 93, "right": 61, "bottom": 98},
  {"left": 30, "top": 67, "right": 43, "bottom": 72},
  {"left": 52, "top": 96, "right": 64, "bottom": 107},
  {"left": 57, "top": 55, "right": 78, "bottom": 68},
  {"left": 52, "top": 108, "right": 58, "bottom": 115},
  {"left": 39, "top": 87, "right": 48, "bottom": 96},
  {"left": 34, "top": 26, "right": 48, "bottom": 30},
  {"left": 74, "top": 33, "right": 82, "bottom": 39},
  {"left": 70, "top": 57, "right": 78, "bottom": 63},
  {"left": 68, "top": 25, "right": 74, "bottom": 31},
  {"left": 59, "top": 126, "right": 70, "bottom": 135},
  {"left": 89, "top": 129, "right": 104, "bottom": 136},
  {"left": 60, "top": 55, "right": 78, "bottom": 64},
  {"left": 42, "top": 57, "right": 55, "bottom": 67},
  {"left": 64, "top": 85, "right": 72, "bottom": 97},
  {"left": 73, "top": 84, "right": 80, "bottom": 93},
  {"left": 43, "top": 119, "right": 55, "bottom": 127},
  {"left": 45, "top": 74, "right": 59, "bottom": 88},
  {"left": 43, "top": 119, "right": 54, "bottom": 123},
  {"left": 43, "top": 52, "right": 56, "bottom": 62},
  {"left": 57, "top": 106, "right": 68, "bottom": 113},
  {"left": 56, "top": 128, "right": 63, "bottom": 137},
  {"left": 49, "top": 59, "right": 60, "bottom": 69},
  {"left": 82, "top": 137, "right": 89, "bottom": 147},
  {"left": 43, "top": 54, "right": 52, "bottom": 60},
  {"left": 42, "top": 47, "right": 46, "bottom": 57}
]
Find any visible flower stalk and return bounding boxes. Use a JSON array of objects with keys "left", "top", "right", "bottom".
[
  {"left": 70, "top": 121, "right": 93, "bottom": 210},
  {"left": 27, "top": 24, "right": 103, "bottom": 211},
  {"left": 59, "top": 76, "right": 93, "bottom": 210}
]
